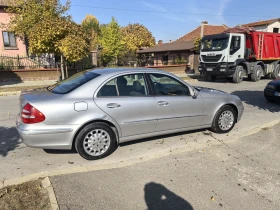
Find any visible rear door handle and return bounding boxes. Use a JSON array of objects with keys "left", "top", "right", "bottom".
[
  {"left": 157, "top": 101, "right": 169, "bottom": 106},
  {"left": 107, "top": 103, "right": 121, "bottom": 108}
]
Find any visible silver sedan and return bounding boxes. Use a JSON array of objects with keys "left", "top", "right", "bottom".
[{"left": 16, "top": 68, "right": 244, "bottom": 160}]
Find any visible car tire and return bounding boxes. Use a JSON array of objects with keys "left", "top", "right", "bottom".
[
  {"left": 211, "top": 105, "right": 237, "bottom": 134},
  {"left": 251, "top": 65, "right": 263, "bottom": 82},
  {"left": 233, "top": 66, "right": 243, "bottom": 83},
  {"left": 272, "top": 64, "right": 280, "bottom": 80},
  {"left": 265, "top": 97, "right": 274, "bottom": 102},
  {"left": 75, "top": 122, "right": 117, "bottom": 160}
]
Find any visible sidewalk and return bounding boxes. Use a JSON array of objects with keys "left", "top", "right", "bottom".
[
  {"left": 0, "top": 80, "right": 57, "bottom": 96},
  {"left": 50, "top": 124, "right": 280, "bottom": 210}
]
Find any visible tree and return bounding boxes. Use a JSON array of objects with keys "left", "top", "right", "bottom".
[
  {"left": 81, "top": 15, "right": 100, "bottom": 51},
  {"left": 194, "top": 36, "right": 202, "bottom": 53},
  {"left": 98, "top": 17, "right": 123, "bottom": 66},
  {"left": 121, "top": 23, "right": 155, "bottom": 51},
  {"left": 5, "top": 0, "right": 90, "bottom": 78}
]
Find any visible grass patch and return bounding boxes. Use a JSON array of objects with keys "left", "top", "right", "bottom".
[
  {"left": 0, "top": 180, "right": 50, "bottom": 210},
  {"left": 0, "top": 85, "right": 48, "bottom": 93}
]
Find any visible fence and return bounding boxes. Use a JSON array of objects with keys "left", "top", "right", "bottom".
[
  {"left": 0, "top": 54, "right": 56, "bottom": 70},
  {"left": 0, "top": 54, "right": 93, "bottom": 71}
]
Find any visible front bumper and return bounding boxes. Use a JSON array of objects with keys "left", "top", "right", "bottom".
[
  {"left": 264, "top": 89, "right": 280, "bottom": 102},
  {"left": 199, "top": 62, "right": 236, "bottom": 77},
  {"left": 237, "top": 105, "right": 244, "bottom": 122},
  {"left": 16, "top": 115, "right": 78, "bottom": 150}
]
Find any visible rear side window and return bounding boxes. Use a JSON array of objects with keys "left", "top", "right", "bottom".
[
  {"left": 97, "top": 73, "right": 148, "bottom": 97},
  {"left": 48, "top": 71, "right": 100, "bottom": 94}
]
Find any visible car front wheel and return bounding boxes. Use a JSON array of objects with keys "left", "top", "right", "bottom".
[
  {"left": 75, "top": 122, "right": 117, "bottom": 160},
  {"left": 211, "top": 105, "right": 237, "bottom": 134}
]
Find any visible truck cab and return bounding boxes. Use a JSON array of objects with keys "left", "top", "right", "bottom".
[
  {"left": 199, "top": 29, "right": 280, "bottom": 83},
  {"left": 199, "top": 33, "right": 246, "bottom": 81}
]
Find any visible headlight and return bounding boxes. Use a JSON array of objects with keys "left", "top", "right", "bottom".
[{"left": 220, "top": 68, "right": 226, "bottom": 71}]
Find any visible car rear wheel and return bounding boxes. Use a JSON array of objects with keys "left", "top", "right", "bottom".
[
  {"left": 211, "top": 105, "right": 237, "bottom": 134},
  {"left": 75, "top": 122, "right": 117, "bottom": 160}
]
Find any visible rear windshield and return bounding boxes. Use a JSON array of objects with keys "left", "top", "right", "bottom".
[{"left": 47, "top": 71, "right": 100, "bottom": 94}]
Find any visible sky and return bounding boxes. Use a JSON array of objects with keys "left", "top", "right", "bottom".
[{"left": 61, "top": 0, "right": 280, "bottom": 43}]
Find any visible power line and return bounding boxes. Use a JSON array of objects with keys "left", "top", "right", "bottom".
[
  {"left": 71, "top": 4, "right": 275, "bottom": 18},
  {"left": 84, "top": 0, "right": 280, "bottom": 15}
]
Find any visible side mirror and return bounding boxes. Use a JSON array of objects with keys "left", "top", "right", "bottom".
[{"left": 190, "top": 88, "right": 198, "bottom": 99}]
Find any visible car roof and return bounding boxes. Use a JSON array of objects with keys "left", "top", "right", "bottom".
[{"left": 88, "top": 67, "right": 167, "bottom": 75}]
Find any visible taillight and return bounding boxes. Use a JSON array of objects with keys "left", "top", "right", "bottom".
[{"left": 21, "top": 103, "right": 45, "bottom": 124}]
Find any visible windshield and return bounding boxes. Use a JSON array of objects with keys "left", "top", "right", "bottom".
[
  {"left": 48, "top": 71, "right": 100, "bottom": 94},
  {"left": 201, "top": 38, "right": 229, "bottom": 52}
]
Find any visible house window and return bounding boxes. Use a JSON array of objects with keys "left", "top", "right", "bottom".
[
  {"left": 2, "top": 32, "right": 17, "bottom": 48},
  {"left": 273, "top": 28, "right": 279, "bottom": 33}
]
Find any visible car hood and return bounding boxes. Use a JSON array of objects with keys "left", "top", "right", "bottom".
[
  {"left": 268, "top": 79, "right": 280, "bottom": 86},
  {"left": 194, "top": 86, "right": 235, "bottom": 99}
]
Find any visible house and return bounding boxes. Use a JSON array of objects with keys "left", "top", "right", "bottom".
[
  {"left": 137, "top": 22, "right": 228, "bottom": 73},
  {"left": 0, "top": 0, "right": 28, "bottom": 55},
  {"left": 240, "top": 18, "right": 280, "bottom": 33}
]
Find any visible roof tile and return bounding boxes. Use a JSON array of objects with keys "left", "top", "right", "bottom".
[
  {"left": 177, "top": 25, "right": 228, "bottom": 41},
  {"left": 241, "top": 18, "right": 280, "bottom": 27}
]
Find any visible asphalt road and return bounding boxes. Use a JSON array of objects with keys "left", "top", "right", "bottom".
[
  {"left": 1, "top": 79, "right": 280, "bottom": 182},
  {"left": 51, "top": 123, "right": 280, "bottom": 210}
]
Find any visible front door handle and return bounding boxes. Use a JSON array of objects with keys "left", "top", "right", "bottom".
[
  {"left": 107, "top": 103, "right": 121, "bottom": 108},
  {"left": 157, "top": 101, "right": 169, "bottom": 106}
]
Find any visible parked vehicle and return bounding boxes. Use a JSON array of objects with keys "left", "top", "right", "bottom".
[
  {"left": 16, "top": 68, "right": 244, "bottom": 160},
  {"left": 199, "top": 27, "right": 280, "bottom": 83},
  {"left": 264, "top": 79, "right": 280, "bottom": 102}
]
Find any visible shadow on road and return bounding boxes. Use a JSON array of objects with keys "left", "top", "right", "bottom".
[
  {"left": 144, "top": 182, "right": 193, "bottom": 210},
  {"left": 0, "top": 126, "right": 20, "bottom": 157},
  {"left": 121, "top": 129, "right": 206, "bottom": 147},
  {"left": 232, "top": 90, "right": 280, "bottom": 112}
]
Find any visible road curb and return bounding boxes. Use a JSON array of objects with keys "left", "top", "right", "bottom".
[
  {"left": 42, "top": 177, "right": 59, "bottom": 210},
  {"left": 0, "top": 91, "right": 21, "bottom": 96}
]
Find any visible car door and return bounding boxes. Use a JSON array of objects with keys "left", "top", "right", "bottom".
[
  {"left": 94, "top": 73, "right": 157, "bottom": 137},
  {"left": 148, "top": 73, "right": 205, "bottom": 132}
]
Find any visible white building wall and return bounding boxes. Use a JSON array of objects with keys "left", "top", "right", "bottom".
[
  {"left": 267, "top": 21, "right": 280, "bottom": 32},
  {"left": 252, "top": 21, "right": 280, "bottom": 32},
  {"left": 254, "top": 25, "right": 267, "bottom": 31}
]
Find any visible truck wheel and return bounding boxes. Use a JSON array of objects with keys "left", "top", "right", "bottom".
[
  {"left": 233, "top": 66, "right": 243, "bottom": 83},
  {"left": 251, "top": 65, "right": 263, "bottom": 82},
  {"left": 272, "top": 64, "right": 280, "bottom": 80}
]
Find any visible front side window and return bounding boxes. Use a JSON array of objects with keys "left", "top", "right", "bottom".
[
  {"left": 98, "top": 74, "right": 148, "bottom": 97},
  {"left": 2, "top": 32, "right": 17, "bottom": 47},
  {"left": 230, "top": 36, "right": 241, "bottom": 55},
  {"left": 149, "top": 73, "right": 190, "bottom": 96}
]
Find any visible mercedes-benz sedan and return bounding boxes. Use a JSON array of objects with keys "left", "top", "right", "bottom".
[{"left": 16, "top": 68, "right": 244, "bottom": 160}]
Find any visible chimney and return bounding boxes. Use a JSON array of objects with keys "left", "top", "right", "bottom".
[
  {"left": 158, "top": 40, "right": 163, "bottom": 46},
  {"left": 201, "top": 21, "right": 208, "bottom": 37}
]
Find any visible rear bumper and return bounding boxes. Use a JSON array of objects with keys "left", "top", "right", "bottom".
[{"left": 16, "top": 115, "right": 78, "bottom": 150}]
